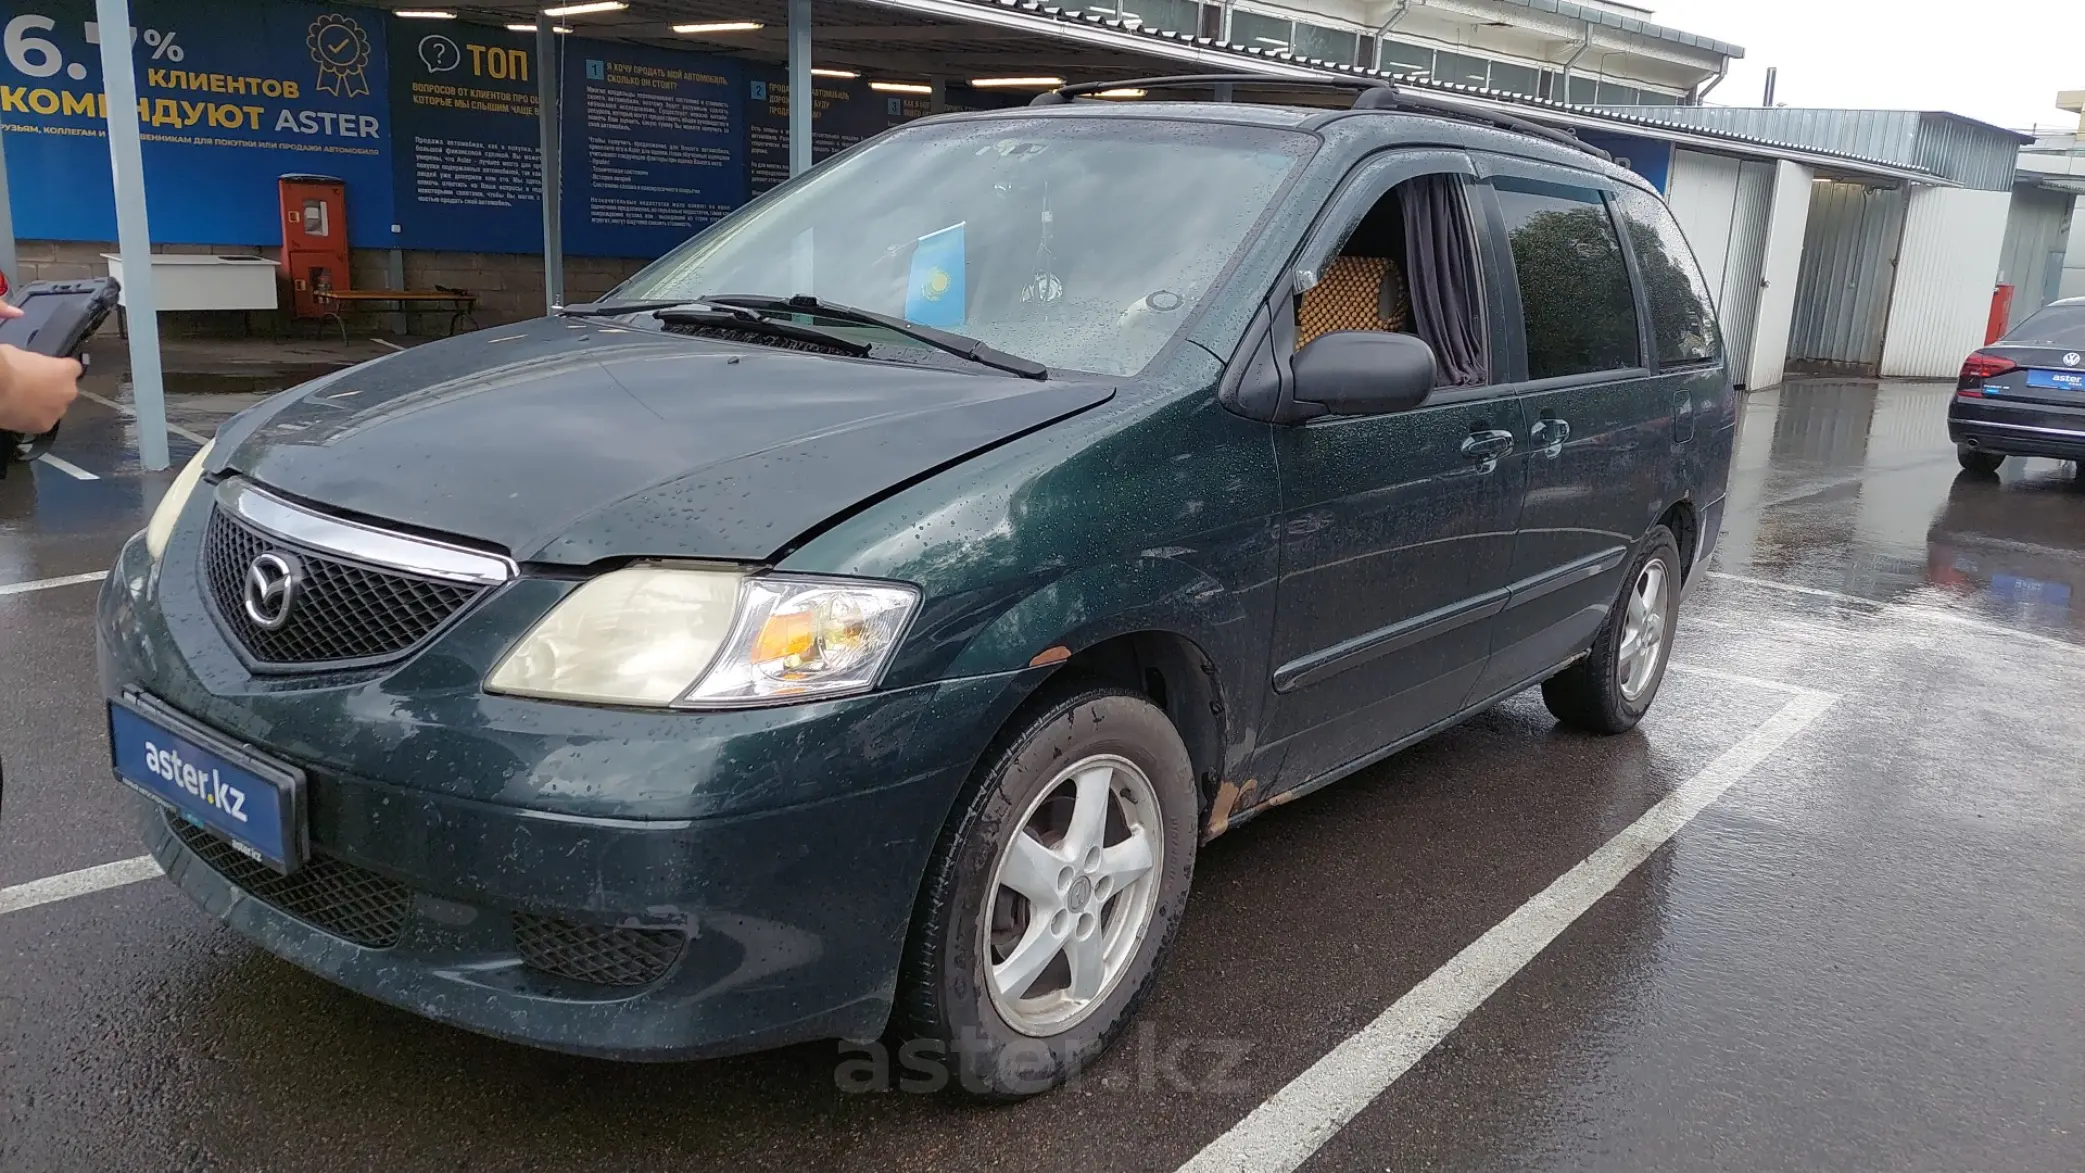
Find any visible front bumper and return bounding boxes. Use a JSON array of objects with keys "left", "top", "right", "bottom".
[
  {"left": 99, "top": 529, "right": 1032, "bottom": 1060},
  {"left": 1948, "top": 395, "right": 2085, "bottom": 461}
]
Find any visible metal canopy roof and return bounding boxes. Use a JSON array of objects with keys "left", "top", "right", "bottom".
[{"left": 395, "top": 0, "right": 1941, "bottom": 185}]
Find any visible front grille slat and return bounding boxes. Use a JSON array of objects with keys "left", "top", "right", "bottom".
[
  {"left": 167, "top": 814, "right": 411, "bottom": 949},
  {"left": 512, "top": 914, "right": 685, "bottom": 988},
  {"left": 202, "top": 505, "right": 485, "bottom": 670}
]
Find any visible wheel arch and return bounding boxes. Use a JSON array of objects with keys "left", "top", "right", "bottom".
[{"left": 1656, "top": 497, "right": 1700, "bottom": 584}]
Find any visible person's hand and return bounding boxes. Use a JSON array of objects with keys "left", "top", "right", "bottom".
[
  {"left": 0, "top": 299, "right": 20, "bottom": 320},
  {"left": 0, "top": 343, "right": 82, "bottom": 434}
]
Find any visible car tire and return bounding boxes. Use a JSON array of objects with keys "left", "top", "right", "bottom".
[
  {"left": 897, "top": 681, "right": 1198, "bottom": 1099},
  {"left": 1542, "top": 526, "right": 1681, "bottom": 735},
  {"left": 1956, "top": 444, "right": 2004, "bottom": 475}
]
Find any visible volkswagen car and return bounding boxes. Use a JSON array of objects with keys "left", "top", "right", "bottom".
[
  {"left": 100, "top": 79, "right": 1734, "bottom": 1097},
  {"left": 1950, "top": 296, "right": 2085, "bottom": 473}
]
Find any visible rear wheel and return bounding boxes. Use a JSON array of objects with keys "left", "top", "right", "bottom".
[
  {"left": 1542, "top": 527, "right": 1680, "bottom": 734},
  {"left": 898, "top": 684, "right": 1197, "bottom": 1098},
  {"left": 1957, "top": 444, "right": 2004, "bottom": 474}
]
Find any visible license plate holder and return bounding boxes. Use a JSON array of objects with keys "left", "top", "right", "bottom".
[
  {"left": 2026, "top": 368, "right": 2085, "bottom": 391},
  {"left": 108, "top": 693, "right": 308, "bottom": 873}
]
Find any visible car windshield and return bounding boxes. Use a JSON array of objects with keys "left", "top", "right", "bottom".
[
  {"left": 611, "top": 117, "right": 1312, "bottom": 377},
  {"left": 2003, "top": 304, "right": 2085, "bottom": 347}
]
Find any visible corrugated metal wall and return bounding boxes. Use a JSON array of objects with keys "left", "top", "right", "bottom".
[
  {"left": 1664, "top": 149, "right": 1777, "bottom": 388},
  {"left": 1998, "top": 186, "right": 2074, "bottom": 327},
  {"left": 1722, "top": 161, "right": 1776, "bottom": 388},
  {"left": 1879, "top": 187, "right": 2014, "bottom": 378},
  {"left": 1635, "top": 108, "right": 2021, "bottom": 191},
  {"left": 1788, "top": 181, "right": 1906, "bottom": 370}
]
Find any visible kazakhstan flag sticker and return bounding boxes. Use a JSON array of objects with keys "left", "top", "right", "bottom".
[{"left": 906, "top": 222, "right": 966, "bottom": 327}]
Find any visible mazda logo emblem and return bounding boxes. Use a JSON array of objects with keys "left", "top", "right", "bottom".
[
  {"left": 2065, "top": 352, "right": 2082, "bottom": 368},
  {"left": 243, "top": 552, "right": 302, "bottom": 631}
]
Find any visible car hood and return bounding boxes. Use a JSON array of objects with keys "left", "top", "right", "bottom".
[{"left": 213, "top": 317, "right": 1113, "bottom": 564}]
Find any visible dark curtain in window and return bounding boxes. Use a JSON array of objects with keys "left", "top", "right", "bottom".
[{"left": 1399, "top": 176, "right": 1487, "bottom": 386}]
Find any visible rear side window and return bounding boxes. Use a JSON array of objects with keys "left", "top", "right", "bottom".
[
  {"left": 1492, "top": 177, "right": 1640, "bottom": 379},
  {"left": 2003, "top": 303, "right": 2085, "bottom": 347},
  {"left": 1613, "top": 186, "right": 1720, "bottom": 366}
]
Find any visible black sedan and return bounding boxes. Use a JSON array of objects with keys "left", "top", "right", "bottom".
[{"left": 1950, "top": 297, "right": 2085, "bottom": 473}]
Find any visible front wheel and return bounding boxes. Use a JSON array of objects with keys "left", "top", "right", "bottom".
[
  {"left": 897, "top": 684, "right": 1198, "bottom": 1098},
  {"left": 1956, "top": 444, "right": 2004, "bottom": 474},
  {"left": 1542, "top": 526, "right": 1681, "bottom": 734}
]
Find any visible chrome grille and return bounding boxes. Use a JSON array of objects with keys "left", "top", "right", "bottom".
[
  {"left": 202, "top": 505, "right": 485, "bottom": 669},
  {"left": 167, "top": 813, "right": 412, "bottom": 949},
  {"left": 512, "top": 913, "right": 685, "bottom": 988}
]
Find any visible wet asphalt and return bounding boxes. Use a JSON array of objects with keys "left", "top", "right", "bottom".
[{"left": 1, "top": 371, "right": 2081, "bottom": 1172}]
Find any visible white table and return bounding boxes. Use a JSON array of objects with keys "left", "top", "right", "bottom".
[{"left": 101, "top": 253, "right": 279, "bottom": 334}]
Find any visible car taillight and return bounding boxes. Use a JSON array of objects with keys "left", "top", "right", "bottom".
[
  {"left": 1957, "top": 352, "right": 2017, "bottom": 394},
  {"left": 0, "top": 268, "right": 9, "bottom": 299}
]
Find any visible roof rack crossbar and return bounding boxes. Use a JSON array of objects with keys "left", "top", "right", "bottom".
[
  {"left": 1026, "top": 73, "right": 1610, "bottom": 165},
  {"left": 1351, "top": 88, "right": 1609, "bottom": 160},
  {"left": 1030, "top": 72, "right": 1392, "bottom": 106}
]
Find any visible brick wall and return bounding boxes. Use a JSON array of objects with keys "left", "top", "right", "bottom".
[{"left": 11, "top": 240, "right": 649, "bottom": 338}]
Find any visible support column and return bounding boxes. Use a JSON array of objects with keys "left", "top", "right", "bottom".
[
  {"left": 0, "top": 128, "right": 16, "bottom": 286},
  {"left": 929, "top": 76, "right": 946, "bottom": 116},
  {"left": 1745, "top": 159, "right": 1814, "bottom": 392},
  {"left": 93, "top": 0, "right": 168, "bottom": 470},
  {"left": 788, "top": 0, "right": 812, "bottom": 178},
  {"left": 537, "top": 17, "right": 564, "bottom": 311}
]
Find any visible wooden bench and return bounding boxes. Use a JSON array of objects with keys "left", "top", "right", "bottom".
[{"left": 313, "top": 286, "right": 479, "bottom": 341}]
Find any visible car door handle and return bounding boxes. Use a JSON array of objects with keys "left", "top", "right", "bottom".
[
  {"left": 1531, "top": 416, "right": 1571, "bottom": 458},
  {"left": 1461, "top": 429, "right": 1516, "bottom": 462}
]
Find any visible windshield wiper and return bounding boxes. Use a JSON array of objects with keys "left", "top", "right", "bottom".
[
  {"left": 557, "top": 298, "right": 709, "bottom": 318},
  {"left": 704, "top": 294, "right": 1050, "bottom": 380},
  {"left": 652, "top": 303, "right": 872, "bottom": 357}
]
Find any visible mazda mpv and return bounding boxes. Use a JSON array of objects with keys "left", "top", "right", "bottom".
[{"left": 100, "top": 77, "right": 1734, "bottom": 1097}]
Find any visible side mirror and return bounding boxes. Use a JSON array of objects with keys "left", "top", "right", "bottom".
[{"left": 1291, "top": 331, "right": 1437, "bottom": 417}]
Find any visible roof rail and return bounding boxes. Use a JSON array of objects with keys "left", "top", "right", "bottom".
[
  {"left": 1351, "top": 87, "right": 1610, "bottom": 160},
  {"left": 1029, "top": 73, "right": 1392, "bottom": 106},
  {"left": 1027, "top": 72, "right": 1609, "bottom": 163}
]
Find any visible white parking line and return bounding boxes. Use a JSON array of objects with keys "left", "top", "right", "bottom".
[
  {"left": 0, "top": 855, "right": 162, "bottom": 916},
  {"left": 1704, "top": 570, "right": 2085, "bottom": 657},
  {"left": 1174, "top": 683, "right": 1839, "bottom": 1173},
  {"left": 77, "top": 389, "right": 212, "bottom": 445},
  {"left": 37, "top": 453, "right": 99, "bottom": 481},
  {"left": 0, "top": 570, "right": 108, "bottom": 597}
]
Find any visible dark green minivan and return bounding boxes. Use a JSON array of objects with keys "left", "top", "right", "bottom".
[{"left": 99, "top": 80, "right": 1733, "bottom": 1096}]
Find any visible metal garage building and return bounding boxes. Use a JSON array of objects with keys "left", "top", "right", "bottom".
[
  {"left": 1631, "top": 106, "right": 2028, "bottom": 383},
  {"left": 2005, "top": 91, "right": 2085, "bottom": 328}
]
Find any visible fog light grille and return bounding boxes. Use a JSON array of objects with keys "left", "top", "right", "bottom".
[{"left": 512, "top": 913, "right": 684, "bottom": 988}]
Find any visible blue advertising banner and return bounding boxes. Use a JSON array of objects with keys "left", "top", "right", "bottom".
[
  {"left": 1578, "top": 131, "right": 1673, "bottom": 194},
  {"left": 0, "top": 0, "right": 394, "bottom": 245},
  {"left": 560, "top": 40, "right": 743, "bottom": 259},
  {"left": 745, "top": 70, "right": 897, "bottom": 197},
  {"left": 744, "top": 74, "right": 1021, "bottom": 196},
  {"left": 385, "top": 18, "right": 542, "bottom": 253}
]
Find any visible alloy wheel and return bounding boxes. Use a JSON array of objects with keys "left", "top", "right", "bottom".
[
  {"left": 1617, "top": 557, "right": 1671, "bottom": 703},
  {"left": 980, "top": 753, "right": 1165, "bottom": 1036}
]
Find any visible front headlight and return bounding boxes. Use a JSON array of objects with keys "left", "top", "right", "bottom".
[
  {"left": 486, "top": 567, "right": 917, "bottom": 708},
  {"left": 144, "top": 439, "right": 214, "bottom": 561}
]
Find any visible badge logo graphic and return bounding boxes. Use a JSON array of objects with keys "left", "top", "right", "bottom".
[
  {"left": 243, "top": 552, "right": 302, "bottom": 632},
  {"left": 308, "top": 14, "right": 372, "bottom": 98},
  {"left": 2065, "top": 352, "right": 2081, "bottom": 367}
]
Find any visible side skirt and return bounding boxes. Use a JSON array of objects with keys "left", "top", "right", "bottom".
[{"left": 1210, "top": 650, "right": 1590, "bottom": 841}]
